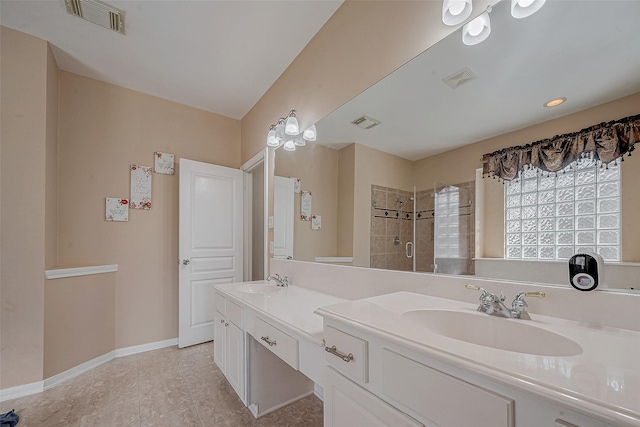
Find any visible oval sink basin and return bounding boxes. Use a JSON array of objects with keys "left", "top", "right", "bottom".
[
  {"left": 400, "top": 309, "right": 582, "bottom": 357},
  {"left": 237, "top": 284, "right": 282, "bottom": 294}
]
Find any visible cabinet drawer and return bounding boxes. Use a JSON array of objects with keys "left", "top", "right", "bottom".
[
  {"left": 227, "top": 300, "right": 243, "bottom": 328},
  {"left": 381, "top": 349, "right": 514, "bottom": 427},
  {"left": 214, "top": 292, "right": 226, "bottom": 315},
  {"left": 254, "top": 317, "right": 298, "bottom": 369},
  {"left": 324, "top": 326, "right": 368, "bottom": 383}
]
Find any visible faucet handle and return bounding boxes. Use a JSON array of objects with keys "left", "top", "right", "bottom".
[
  {"left": 511, "top": 291, "right": 545, "bottom": 320},
  {"left": 465, "top": 284, "right": 491, "bottom": 299},
  {"left": 514, "top": 291, "right": 546, "bottom": 302}
]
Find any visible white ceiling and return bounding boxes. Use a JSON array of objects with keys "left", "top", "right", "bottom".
[
  {"left": 0, "top": 0, "right": 343, "bottom": 119},
  {"left": 314, "top": 0, "right": 640, "bottom": 161}
]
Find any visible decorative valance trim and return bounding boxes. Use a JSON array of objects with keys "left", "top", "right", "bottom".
[{"left": 482, "top": 114, "right": 640, "bottom": 182}]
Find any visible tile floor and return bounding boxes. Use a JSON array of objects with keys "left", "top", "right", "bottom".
[{"left": 0, "top": 342, "right": 323, "bottom": 427}]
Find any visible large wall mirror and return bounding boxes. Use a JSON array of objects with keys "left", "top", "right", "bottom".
[{"left": 273, "top": 0, "right": 640, "bottom": 292}]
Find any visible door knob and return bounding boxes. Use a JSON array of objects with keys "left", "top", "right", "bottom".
[{"left": 182, "top": 259, "right": 190, "bottom": 265}]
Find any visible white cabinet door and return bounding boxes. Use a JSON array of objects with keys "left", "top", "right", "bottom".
[
  {"left": 325, "top": 367, "right": 423, "bottom": 427},
  {"left": 214, "top": 312, "right": 226, "bottom": 370},
  {"left": 226, "top": 321, "right": 245, "bottom": 400}
]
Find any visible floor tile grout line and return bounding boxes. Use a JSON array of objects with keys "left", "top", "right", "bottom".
[{"left": 175, "top": 343, "right": 206, "bottom": 427}]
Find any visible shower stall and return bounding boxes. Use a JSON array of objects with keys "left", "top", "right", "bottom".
[{"left": 370, "top": 181, "right": 475, "bottom": 275}]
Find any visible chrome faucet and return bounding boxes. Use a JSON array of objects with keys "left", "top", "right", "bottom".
[
  {"left": 465, "top": 284, "right": 545, "bottom": 319},
  {"left": 267, "top": 273, "right": 289, "bottom": 287}
]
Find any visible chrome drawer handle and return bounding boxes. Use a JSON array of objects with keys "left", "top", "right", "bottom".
[
  {"left": 325, "top": 345, "right": 354, "bottom": 363},
  {"left": 261, "top": 335, "right": 277, "bottom": 346}
]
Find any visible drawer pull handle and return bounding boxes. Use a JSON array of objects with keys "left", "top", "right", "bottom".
[
  {"left": 325, "top": 345, "right": 354, "bottom": 362},
  {"left": 261, "top": 336, "right": 277, "bottom": 346}
]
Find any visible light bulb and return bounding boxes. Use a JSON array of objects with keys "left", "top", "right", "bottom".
[
  {"left": 467, "top": 19, "right": 483, "bottom": 36},
  {"left": 442, "top": 0, "right": 472, "bottom": 26},
  {"left": 462, "top": 10, "right": 491, "bottom": 46},
  {"left": 449, "top": 2, "right": 466, "bottom": 16},
  {"left": 266, "top": 128, "right": 279, "bottom": 147},
  {"left": 283, "top": 139, "right": 296, "bottom": 151},
  {"left": 303, "top": 124, "right": 317, "bottom": 141},
  {"left": 285, "top": 111, "right": 299, "bottom": 135},
  {"left": 294, "top": 135, "right": 306, "bottom": 146},
  {"left": 511, "top": 0, "right": 545, "bottom": 18}
]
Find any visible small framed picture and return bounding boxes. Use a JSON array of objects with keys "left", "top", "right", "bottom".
[
  {"left": 311, "top": 215, "right": 321, "bottom": 230},
  {"left": 106, "top": 197, "right": 129, "bottom": 222},
  {"left": 154, "top": 152, "right": 175, "bottom": 175},
  {"left": 301, "top": 190, "right": 312, "bottom": 221}
]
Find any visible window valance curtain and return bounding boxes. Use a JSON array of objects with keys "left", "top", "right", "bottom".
[{"left": 482, "top": 114, "right": 640, "bottom": 182}]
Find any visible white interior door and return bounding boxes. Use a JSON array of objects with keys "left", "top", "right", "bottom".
[
  {"left": 273, "top": 176, "right": 294, "bottom": 259},
  {"left": 179, "top": 159, "right": 243, "bottom": 348}
]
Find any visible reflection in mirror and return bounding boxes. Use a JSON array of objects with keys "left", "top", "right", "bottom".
[{"left": 273, "top": 0, "right": 640, "bottom": 291}]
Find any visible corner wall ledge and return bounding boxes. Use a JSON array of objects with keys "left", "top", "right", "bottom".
[
  {"left": 45, "top": 265, "right": 118, "bottom": 280},
  {"left": 314, "top": 257, "right": 354, "bottom": 263}
]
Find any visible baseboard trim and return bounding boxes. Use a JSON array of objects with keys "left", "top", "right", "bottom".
[
  {"left": 1, "top": 337, "right": 179, "bottom": 402},
  {"left": 114, "top": 338, "right": 178, "bottom": 358},
  {"left": 43, "top": 351, "right": 116, "bottom": 391},
  {"left": 0, "top": 381, "right": 43, "bottom": 402},
  {"left": 313, "top": 383, "right": 324, "bottom": 401}
]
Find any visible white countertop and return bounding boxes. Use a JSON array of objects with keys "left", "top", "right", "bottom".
[
  {"left": 215, "top": 281, "right": 347, "bottom": 345},
  {"left": 315, "top": 291, "right": 640, "bottom": 427}
]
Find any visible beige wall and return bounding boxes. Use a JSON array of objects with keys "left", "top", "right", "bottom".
[
  {"left": 275, "top": 144, "right": 339, "bottom": 262},
  {"left": 337, "top": 144, "right": 355, "bottom": 257},
  {"left": 353, "top": 144, "right": 414, "bottom": 267},
  {"left": 413, "top": 92, "right": 640, "bottom": 260},
  {"left": 240, "top": 0, "right": 497, "bottom": 164},
  {"left": 45, "top": 44, "right": 59, "bottom": 270},
  {"left": 0, "top": 27, "right": 50, "bottom": 389},
  {"left": 56, "top": 72, "right": 241, "bottom": 348},
  {"left": 44, "top": 274, "right": 115, "bottom": 378}
]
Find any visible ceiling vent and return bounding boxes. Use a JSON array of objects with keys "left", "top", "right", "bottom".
[
  {"left": 442, "top": 67, "right": 477, "bottom": 89},
  {"left": 351, "top": 115, "right": 381, "bottom": 130},
  {"left": 64, "top": 0, "right": 125, "bottom": 35}
]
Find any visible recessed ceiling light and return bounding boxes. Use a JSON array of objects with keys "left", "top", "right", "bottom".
[{"left": 544, "top": 97, "right": 566, "bottom": 108}]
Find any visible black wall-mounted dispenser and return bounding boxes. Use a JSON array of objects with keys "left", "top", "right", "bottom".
[{"left": 568, "top": 252, "right": 604, "bottom": 291}]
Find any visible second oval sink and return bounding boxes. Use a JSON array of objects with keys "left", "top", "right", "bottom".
[
  {"left": 237, "top": 284, "right": 282, "bottom": 294},
  {"left": 400, "top": 309, "right": 583, "bottom": 357}
]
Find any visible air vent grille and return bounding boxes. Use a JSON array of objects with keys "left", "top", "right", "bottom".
[
  {"left": 442, "top": 67, "right": 477, "bottom": 89},
  {"left": 351, "top": 115, "right": 381, "bottom": 130},
  {"left": 64, "top": 0, "right": 125, "bottom": 34}
]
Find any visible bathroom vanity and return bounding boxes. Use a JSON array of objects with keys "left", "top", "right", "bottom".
[
  {"left": 214, "top": 273, "right": 640, "bottom": 426},
  {"left": 213, "top": 281, "right": 346, "bottom": 418},
  {"left": 316, "top": 292, "right": 640, "bottom": 427}
]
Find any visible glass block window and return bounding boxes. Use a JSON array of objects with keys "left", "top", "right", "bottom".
[{"left": 505, "top": 158, "right": 621, "bottom": 261}]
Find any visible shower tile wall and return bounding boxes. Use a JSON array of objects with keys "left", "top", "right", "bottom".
[
  {"left": 370, "top": 181, "right": 475, "bottom": 275},
  {"left": 370, "top": 185, "right": 414, "bottom": 271}
]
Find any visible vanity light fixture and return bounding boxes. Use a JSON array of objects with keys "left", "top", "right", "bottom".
[
  {"left": 302, "top": 124, "right": 317, "bottom": 141},
  {"left": 293, "top": 135, "right": 306, "bottom": 147},
  {"left": 265, "top": 110, "right": 318, "bottom": 152},
  {"left": 266, "top": 125, "right": 279, "bottom": 147},
  {"left": 451, "top": 0, "right": 546, "bottom": 47},
  {"left": 462, "top": 6, "right": 491, "bottom": 46},
  {"left": 285, "top": 110, "right": 299, "bottom": 135},
  {"left": 442, "top": 0, "right": 473, "bottom": 26},
  {"left": 544, "top": 97, "right": 567, "bottom": 108},
  {"left": 511, "top": 0, "right": 546, "bottom": 19}
]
